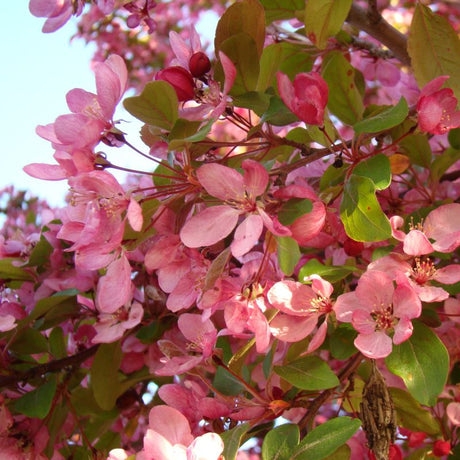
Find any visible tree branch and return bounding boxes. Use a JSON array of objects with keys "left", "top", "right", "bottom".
[
  {"left": 0, "top": 345, "right": 100, "bottom": 389},
  {"left": 347, "top": 2, "right": 411, "bottom": 67}
]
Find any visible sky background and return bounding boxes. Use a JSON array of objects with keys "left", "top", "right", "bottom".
[
  {"left": 2, "top": 3, "right": 218, "bottom": 209},
  {"left": 2, "top": 3, "right": 98, "bottom": 206}
]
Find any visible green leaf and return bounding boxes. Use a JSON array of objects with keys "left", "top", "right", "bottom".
[
  {"left": 329, "top": 324, "right": 358, "bottom": 360},
  {"left": 220, "top": 423, "right": 251, "bottom": 460},
  {"left": 298, "top": 259, "right": 355, "bottom": 283},
  {"left": 385, "top": 321, "right": 449, "bottom": 406},
  {"left": 278, "top": 198, "right": 313, "bottom": 225},
  {"left": 305, "top": 0, "right": 352, "bottom": 50},
  {"left": 215, "top": 0, "right": 265, "bottom": 57},
  {"left": 399, "top": 134, "right": 432, "bottom": 169},
  {"left": 322, "top": 52, "right": 364, "bottom": 125},
  {"left": 233, "top": 91, "right": 271, "bottom": 114},
  {"left": 213, "top": 366, "right": 246, "bottom": 396},
  {"left": 340, "top": 175, "right": 392, "bottom": 242},
  {"left": 260, "top": 0, "right": 304, "bottom": 23},
  {"left": 353, "top": 98, "right": 408, "bottom": 134},
  {"left": 262, "top": 424, "right": 300, "bottom": 460},
  {"left": 430, "top": 147, "right": 460, "bottom": 183},
  {"left": 353, "top": 154, "right": 391, "bottom": 190},
  {"left": 49, "top": 327, "right": 67, "bottom": 359},
  {"left": 257, "top": 42, "right": 313, "bottom": 91},
  {"left": 448, "top": 128, "right": 460, "bottom": 149},
  {"left": 319, "top": 162, "right": 347, "bottom": 191},
  {"left": 389, "top": 387, "right": 441, "bottom": 435},
  {"left": 25, "top": 234, "right": 53, "bottom": 267},
  {"left": 9, "top": 327, "right": 49, "bottom": 354},
  {"left": 323, "top": 444, "right": 351, "bottom": 460},
  {"left": 291, "top": 416, "right": 361, "bottom": 459},
  {"left": 0, "top": 258, "right": 34, "bottom": 282},
  {"left": 408, "top": 3, "right": 460, "bottom": 101},
  {"left": 261, "top": 95, "right": 299, "bottom": 126},
  {"left": 123, "top": 81, "right": 178, "bottom": 130},
  {"left": 91, "top": 342, "right": 122, "bottom": 410},
  {"left": 276, "top": 236, "right": 301, "bottom": 276},
  {"left": 219, "top": 33, "right": 260, "bottom": 96},
  {"left": 14, "top": 376, "right": 57, "bottom": 419},
  {"left": 274, "top": 356, "right": 339, "bottom": 390}
]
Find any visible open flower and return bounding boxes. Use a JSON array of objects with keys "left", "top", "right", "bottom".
[
  {"left": 335, "top": 270, "right": 421, "bottom": 359},
  {"left": 180, "top": 160, "right": 290, "bottom": 257},
  {"left": 416, "top": 75, "right": 460, "bottom": 134},
  {"left": 277, "top": 71, "right": 328, "bottom": 126}
]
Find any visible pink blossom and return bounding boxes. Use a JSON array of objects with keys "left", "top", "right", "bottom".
[
  {"left": 267, "top": 276, "right": 334, "bottom": 350},
  {"left": 180, "top": 160, "right": 290, "bottom": 257},
  {"left": 137, "top": 406, "right": 224, "bottom": 460},
  {"left": 34, "top": 55, "right": 127, "bottom": 152},
  {"left": 29, "top": 0, "right": 83, "bottom": 33},
  {"left": 169, "top": 26, "right": 204, "bottom": 71},
  {"left": 277, "top": 71, "right": 328, "bottom": 126},
  {"left": 369, "top": 253, "right": 460, "bottom": 303},
  {"left": 391, "top": 203, "right": 460, "bottom": 255},
  {"left": 416, "top": 76, "right": 460, "bottom": 134},
  {"left": 156, "top": 66, "right": 196, "bottom": 101},
  {"left": 335, "top": 270, "right": 421, "bottom": 359}
]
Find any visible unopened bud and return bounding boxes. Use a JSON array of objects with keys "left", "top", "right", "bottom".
[
  {"left": 189, "top": 52, "right": 211, "bottom": 78},
  {"left": 155, "top": 66, "right": 195, "bottom": 101}
]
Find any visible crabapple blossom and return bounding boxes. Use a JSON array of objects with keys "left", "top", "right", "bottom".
[
  {"left": 416, "top": 76, "right": 460, "bottom": 134},
  {"left": 335, "top": 270, "right": 422, "bottom": 358},
  {"left": 277, "top": 71, "right": 329, "bottom": 126}
]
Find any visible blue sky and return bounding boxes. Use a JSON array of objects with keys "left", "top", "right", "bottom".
[
  {"left": 2, "top": 4, "right": 218, "bottom": 208},
  {"left": 2, "top": 3, "right": 99, "bottom": 206}
]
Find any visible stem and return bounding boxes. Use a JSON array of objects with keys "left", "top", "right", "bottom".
[
  {"left": 346, "top": 3, "right": 410, "bottom": 67},
  {"left": 0, "top": 345, "right": 99, "bottom": 389}
]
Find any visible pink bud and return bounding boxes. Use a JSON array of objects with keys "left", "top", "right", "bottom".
[
  {"left": 189, "top": 52, "right": 211, "bottom": 78},
  {"left": 156, "top": 66, "right": 195, "bottom": 101}
]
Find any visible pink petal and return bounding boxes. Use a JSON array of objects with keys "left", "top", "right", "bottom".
[
  {"left": 219, "top": 52, "right": 236, "bottom": 95},
  {"left": 414, "top": 284, "right": 449, "bottom": 303},
  {"left": 142, "top": 429, "right": 181, "bottom": 460},
  {"left": 389, "top": 215, "right": 406, "bottom": 241},
  {"left": 270, "top": 314, "right": 318, "bottom": 342},
  {"left": 148, "top": 406, "right": 194, "bottom": 446},
  {"left": 393, "top": 316, "right": 414, "bottom": 345},
  {"left": 425, "top": 203, "right": 460, "bottom": 253},
  {"left": 95, "top": 59, "right": 123, "bottom": 120},
  {"left": 96, "top": 255, "right": 132, "bottom": 313},
  {"left": 352, "top": 309, "right": 375, "bottom": 334},
  {"left": 403, "top": 229, "right": 434, "bottom": 256},
  {"left": 309, "top": 275, "right": 334, "bottom": 298},
  {"left": 393, "top": 283, "right": 421, "bottom": 320},
  {"left": 231, "top": 214, "right": 263, "bottom": 258},
  {"left": 334, "top": 292, "right": 360, "bottom": 322},
  {"left": 187, "top": 433, "right": 224, "bottom": 460},
  {"left": 447, "top": 402, "right": 460, "bottom": 426},
  {"left": 23, "top": 163, "right": 67, "bottom": 180},
  {"left": 306, "top": 320, "right": 329, "bottom": 353},
  {"left": 242, "top": 160, "right": 268, "bottom": 198},
  {"left": 355, "top": 331, "right": 393, "bottom": 359},
  {"left": 180, "top": 206, "right": 239, "bottom": 248},
  {"left": 66, "top": 88, "right": 97, "bottom": 114},
  {"left": 267, "top": 280, "right": 316, "bottom": 316},
  {"left": 196, "top": 163, "right": 244, "bottom": 201},
  {"left": 127, "top": 198, "right": 143, "bottom": 231},
  {"left": 277, "top": 72, "right": 295, "bottom": 113},
  {"left": 290, "top": 201, "right": 326, "bottom": 246},
  {"left": 169, "top": 31, "right": 192, "bottom": 69},
  {"left": 355, "top": 271, "right": 394, "bottom": 312},
  {"left": 444, "top": 297, "right": 460, "bottom": 324},
  {"left": 434, "top": 264, "right": 460, "bottom": 284}
]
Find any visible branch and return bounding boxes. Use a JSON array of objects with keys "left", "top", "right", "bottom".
[
  {"left": 0, "top": 345, "right": 100, "bottom": 389},
  {"left": 346, "top": 2, "right": 411, "bottom": 67}
]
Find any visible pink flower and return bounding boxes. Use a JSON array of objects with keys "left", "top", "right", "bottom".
[
  {"left": 416, "top": 76, "right": 460, "bottom": 134},
  {"left": 180, "top": 160, "right": 290, "bottom": 257},
  {"left": 391, "top": 203, "right": 460, "bottom": 255},
  {"left": 267, "top": 276, "right": 334, "bottom": 350},
  {"left": 29, "top": 0, "right": 83, "bottom": 33},
  {"left": 35, "top": 55, "right": 127, "bottom": 152},
  {"left": 335, "top": 270, "right": 421, "bottom": 359},
  {"left": 137, "top": 406, "right": 224, "bottom": 460},
  {"left": 277, "top": 71, "right": 328, "bottom": 126}
]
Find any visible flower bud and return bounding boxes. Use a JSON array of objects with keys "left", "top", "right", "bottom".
[
  {"left": 189, "top": 52, "right": 211, "bottom": 78},
  {"left": 155, "top": 66, "right": 195, "bottom": 101},
  {"left": 432, "top": 440, "right": 451, "bottom": 457}
]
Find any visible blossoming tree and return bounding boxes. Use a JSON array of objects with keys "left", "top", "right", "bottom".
[{"left": 2, "top": 0, "right": 460, "bottom": 458}]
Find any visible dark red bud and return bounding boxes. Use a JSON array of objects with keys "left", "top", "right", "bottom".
[
  {"left": 343, "top": 237, "right": 364, "bottom": 257},
  {"left": 155, "top": 66, "right": 195, "bottom": 101},
  {"left": 432, "top": 440, "right": 451, "bottom": 457},
  {"left": 189, "top": 52, "right": 211, "bottom": 78}
]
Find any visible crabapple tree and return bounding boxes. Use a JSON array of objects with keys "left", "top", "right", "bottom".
[{"left": 2, "top": 0, "right": 460, "bottom": 458}]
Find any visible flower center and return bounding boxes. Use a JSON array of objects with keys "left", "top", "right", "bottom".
[
  {"left": 411, "top": 257, "right": 436, "bottom": 285},
  {"left": 372, "top": 304, "right": 395, "bottom": 331},
  {"left": 310, "top": 296, "right": 333, "bottom": 314}
]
